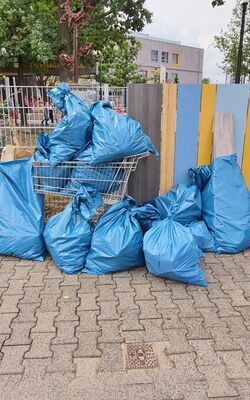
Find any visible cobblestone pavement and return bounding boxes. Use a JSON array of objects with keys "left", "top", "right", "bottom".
[{"left": 0, "top": 251, "right": 250, "bottom": 400}]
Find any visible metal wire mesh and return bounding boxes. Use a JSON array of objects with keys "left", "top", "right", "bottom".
[{"left": 33, "top": 152, "right": 148, "bottom": 206}]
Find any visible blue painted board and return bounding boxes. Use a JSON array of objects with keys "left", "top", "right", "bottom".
[
  {"left": 174, "top": 84, "right": 202, "bottom": 184},
  {"left": 215, "top": 84, "right": 250, "bottom": 166}
]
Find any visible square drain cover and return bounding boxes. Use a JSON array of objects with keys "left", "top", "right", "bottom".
[{"left": 124, "top": 343, "right": 158, "bottom": 369}]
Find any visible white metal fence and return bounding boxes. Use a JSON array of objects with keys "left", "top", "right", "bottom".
[{"left": 0, "top": 84, "right": 127, "bottom": 150}]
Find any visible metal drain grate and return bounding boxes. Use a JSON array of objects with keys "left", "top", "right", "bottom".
[{"left": 124, "top": 343, "right": 158, "bottom": 369}]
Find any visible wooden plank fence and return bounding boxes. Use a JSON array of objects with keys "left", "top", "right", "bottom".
[{"left": 127, "top": 83, "right": 250, "bottom": 203}]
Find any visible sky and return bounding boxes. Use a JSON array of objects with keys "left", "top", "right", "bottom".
[{"left": 143, "top": 0, "right": 237, "bottom": 83}]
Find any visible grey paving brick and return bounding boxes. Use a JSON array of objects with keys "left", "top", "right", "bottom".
[
  {"left": 204, "top": 253, "right": 221, "bottom": 263},
  {"left": 52, "top": 321, "right": 79, "bottom": 344},
  {"left": 224, "top": 289, "right": 250, "bottom": 306},
  {"left": 0, "top": 294, "right": 23, "bottom": 313},
  {"left": 130, "top": 267, "right": 149, "bottom": 284},
  {"left": 29, "top": 260, "right": 49, "bottom": 273},
  {"left": 211, "top": 298, "right": 241, "bottom": 317},
  {"left": 0, "top": 345, "right": 29, "bottom": 374},
  {"left": 47, "top": 344, "right": 77, "bottom": 372},
  {"left": 231, "top": 379, "right": 250, "bottom": 400},
  {"left": 190, "top": 339, "right": 221, "bottom": 366},
  {"left": 77, "top": 310, "right": 100, "bottom": 332},
  {"left": 0, "top": 274, "right": 11, "bottom": 288},
  {"left": 121, "top": 330, "right": 146, "bottom": 343},
  {"left": 10, "top": 266, "right": 34, "bottom": 281},
  {"left": 233, "top": 338, "right": 250, "bottom": 365},
  {"left": 41, "top": 278, "right": 63, "bottom": 294},
  {"left": 98, "top": 320, "right": 123, "bottom": 343},
  {"left": 38, "top": 294, "right": 59, "bottom": 312},
  {"left": 112, "top": 270, "right": 132, "bottom": 278},
  {"left": 233, "top": 253, "right": 249, "bottom": 263},
  {"left": 216, "top": 275, "right": 239, "bottom": 290},
  {"left": 98, "top": 301, "right": 119, "bottom": 320},
  {"left": 0, "top": 261, "right": 17, "bottom": 275},
  {"left": 0, "top": 313, "right": 18, "bottom": 334},
  {"left": 113, "top": 277, "right": 134, "bottom": 292},
  {"left": 25, "top": 333, "right": 54, "bottom": 358},
  {"left": 237, "top": 281, "right": 250, "bottom": 298},
  {"left": 209, "top": 263, "right": 230, "bottom": 276},
  {"left": 78, "top": 292, "right": 99, "bottom": 311},
  {"left": 164, "top": 328, "right": 193, "bottom": 354},
  {"left": 61, "top": 274, "right": 80, "bottom": 286},
  {"left": 183, "top": 318, "right": 212, "bottom": 340},
  {"left": 192, "top": 290, "right": 216, "bottom": 308},
  {"left": 15, "top": 302, "right": 40, "bottom": 323},
  {"left": 25, "top": 272, "right": 46, "bottom": 287},
  {"left": 137, "top": 300, "right": 162, "bottom": 319},
  {"left": 96, "top": 274, "right": 114, "bottom": 285},
  {"left": 226, "top": 266, "right": 248, "bottom": 282},
  {"left": 4, "top": 279, "right": 26, "bottom": 295},
  {"left": 97, "top": 285, "right": 118, "bottom": 301},
  {"left": 207, "top": 326, "right": 240, "bottom": 351},
  {"left": 198, "top": 365, "right": 239, "bottom": 397},
  {"left": 153, "top": 291, "right": 178, "bottom": 309},
  {"left": 56, "top": 300, "right": 79, "bottom": 322},
  {"left": 223, "top": 316, "right": 250, "bottom": 338},
  {"left": 198, "top": 307, "right": 228, "bottom": 327},
  {"left": 21, "top": 358, "right": 51, "bottom": 388},
  {"left": 207, "top": 282, "right": 229, "bottom": 299},
  {"left": 133, "top": 284, "right": 156, "bottom": 301},
  {"left": 32, "top": 311, "right": 58, "bottom": 333},
  {"left": 19, "top": 286, "right": 42, "bottom": 304},
  {"left": 0, "top": 334, "right": 9, "bottom": 350},
  {"left": 120, "top": 310, "right": 144, "bottom": 331},
  {"left": 78, "top": 278, "right": 98, "bottom": 293},
  {"left": 161, "top": 309, "right": 185, "bottom": 329},
  {"left": 98, "top": 343, "right": 123, "bottom": 371},
  {"left": 173, "top": 299, "right": 200, "bottom": 318},
  {"left": 204, "top": 269, "right": 219, "bottom": 283},
  {"left": 45, "top": 266, "right": 63, "bottom": 279},
  {"left": 140, "top": 318, "right": 167, "bottom": 342},
  {"left": 146, "top": 274, "right": 169, "bottom": 291},
  {"left": 116, "top": 292, "right": 138, "bottom": 311},
  {"left": 5, "top": 322, "right": 35, "bottom": 346},
  {"left": 238, "top": 262, "right": 250, "bottom": 276},
  {"left": 74, "top": 331, "right": 101, "bottom": 357},
  {"left": 218, "top": 350, "right": 250, "bottom": 379},
  {"left": 169, "top": 283, "right": 192, "bottom": 299},
  {"left": 170, "top": 352, "right": 206, "bottom": 381},
  {"left": 234, "top": 306, "right": 250, "bottom": 327}
]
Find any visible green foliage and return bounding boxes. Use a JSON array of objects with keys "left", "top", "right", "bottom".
[
  {"left": 213, "top": 0, "right": 249, "bottom": 79},
  {"left": 202, "top": 77, "right": 211, "bottom": 83},
  {"left": 212, "top": 0, "right": 225, "bottom": 7}
]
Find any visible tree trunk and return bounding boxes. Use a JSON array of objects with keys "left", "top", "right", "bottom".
[{"left": 58, "top": 12, "right": 72, "bottom": 82}]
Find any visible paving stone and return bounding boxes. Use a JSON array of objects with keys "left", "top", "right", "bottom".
[
  {"left": 169, "top": 283, "right": 192, "bottom": 299},
  {"left": 76, "top": 310, "right": 100, "bottom": 332},
  {"left": 0, "top": 274, "right": 11, "bottom": 288},
  {"left": 113, "top": 277, "right": 134, "bottom": 293},
  {"left": 60, "top": 285, "right": 80, "bottom": 302},
  {"left": 204, "top": 253, "right": 221, "bottom": 263},
  {"left": 209, "top": 263, "right": 230, "bottom": 276},
  {"left": 170, "top": 352, "right": 206, "bottom": 381},
  {"left": 120, "top": 310, "right": 144, "bottom": 331},
  {"left": 4, "top": 279, "right": 26, "bottom": 295},
  {"left": 198, "top": 307, "right": 228, "bottom": 327},
  {"left": 210, "top": 298, "right": 241, "bottom": 317},
  {"left": 198, "top": 364, "right": 239, "bottom": 397},
  {"left": 40, "top": 278, "right": 63, "bottom": 295},
  {"left": 163, "top": 328, "right": 193, "bottom": 354},
  {"left": 32, "top": 311, "right": 58, "bottom": 333},
  {"left": 78, "top": 278, "right": 99, "bottom": 293},
  {"left": 47, "top": 344, "right": 77, "bottom": 372},
  {"left": 29, "top": 260, "right": 49, "bottom": 273},
  {"left": 97, "top": 285, "right": 118, "bottom": 301},
  {"left": 0, "top": 334, "right": 9, "bottom": 350},
  {"left": 178, "top": 381, "right": 209, "bottom": 400},
  {"left": 69, "top": 357, "right": 100, "bottom": 389},
  {"left": 207, "top": 326, "right": 240, "bottom": 351},
  {"left": 146, "top": 274, "right": 169, "bottom": 291},
  {"left": 235, "top": 306, "right": 250, "bottom": 327},
  {"left": 15, "top": 302, "right": 40, "bottom": 323},
  {"left": 19, "top": 286, "right": 42, "bottom": 304},
  {"left": 0, "top": 345, "right": 29, "bottom": 374},
  {"left": 136, "top": 300, "right": 162, "bottom": 319},
  {"left": 233, "top": 338, "right": 250, "bottom": 364},
  {"left": 237, "top": 281, "right": 250, "bottom": 298},
  {"left": 78, "top": 293, "right": 99, "bottom": 311},
  {"left": 112, "top": 270, "right": 132, "bottom": 278},
  {"left": 192, "top": 291, "right": 216, "bottom": 308},
  {"left": 5, "top": 322, "right": 35, "bottom": 346},
  {"left": 224, "top": 289, "right": 250, "bottom": 306},
  {"left": 25, "top": 333, "right": 55, "bottom": 359},
  {"left": 207, "top": 282, "right": 229, "bottom": 299},
  {"left": 182, "top": 317, "right": 211, "bottom": 339},
  {"left": 225, "top": 267, "right": 248, "bottom": 282},
  {"left": 238, "top": 263, "right": 250, "bottom": 276},
  {"left": 0, "top": 261, "right": 17, "bottom": 275},
  {"left": 153, "top": 291, "right": 178, "bottom": 309},
  {"left": 45, "top": 371, "right": 76, "bottom": 400},
  {"left": 116, "top": 292, "right": 139, "bottom": 311},
  {"left": 204, "top": 269, "right": 219, "bottom": 283},
  {"left": 25, "top": 272, "right": 46, "bottom": 288},
  {"left": 52, "top": 320, "right": 79, "bottom": 345},
  {"left": 222, "top": 316, "right": 250, "bottom": 338},
  {"left": 130, "top": 267, "right": 149, "bottom": 284},
  {"left": 45, "top": 267, "right": 63, "bottom": 279},
  {"left": 21, "top": 358, "right": 51, "bottom": 392},
  {"left": 216, "top": 275, "right": 239, "bottom": 290},
  {"left": 56, "top": 300, "right": 79, "bottom": 322},
  {"left": 133, "top": 284, "right": 156, "bottom": 301},
  {"left": 74, "top": 331, "right": 101, "bottom": 357},
  {"left": 0, "top": 294, "right": 23, "bottom": 313},
  {"left": 38, "top": 294, "right": 59, "bottom": 312},
  {"left": 0, "top": 313, "right": 18, "bottom": 334},
  {"left": 190, "top": 339, "right": 222, "bottom": 366},
  {"left": 141, "top": 319, "right": 168, "bottom": 342},
  {"left": 98, "top": 301, "right": 119, "bottom": 320},
  {"left": 233, "top": 253, "right": 249, "bottom": 263},
  {"left": 96, "top": 274, "right": 114, "bottom": 285},
  {"left": 161, "top": 309, "right": 185, "bottom": 329},
  {"left": 231, "top": 379, "right": 250, "bottom": 400},
  {"left": 98, "top": 320, "right": 123, "bottom": 343},
  {"left": 173, "top": 299, "right": 200, "bottom": 318},
  {"left": 98, "top": 343, "right": 123, "bottom": 371},
  {"left": 218, "top": 350, "right": 250, "bottom": 379},
  {"left": 121, "top": 330, "right": 146, "bottom": 343},
  {"left": 61, "top": 274, "right": 80, "bottom": 286}
]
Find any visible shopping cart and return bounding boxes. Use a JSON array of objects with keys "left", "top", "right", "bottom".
[{"left": 33, "top": 152, "right": 149, "bottom": 218}]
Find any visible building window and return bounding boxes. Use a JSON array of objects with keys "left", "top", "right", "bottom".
[
  {"left": 161, "top": 52, "right": 169, "bottom": 63},
  {"left": 151, "top": 50, "right": 158, "bottom": 62},
  {"left": 171, "top": 52, "right": 180, "bottom": 65}
]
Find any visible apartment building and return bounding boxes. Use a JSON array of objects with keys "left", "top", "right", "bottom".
[{"left": 133, "top": 32, "right": 204, "bottom": 84}]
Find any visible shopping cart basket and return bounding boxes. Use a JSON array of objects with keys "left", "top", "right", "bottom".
[{"left": 33, "top": 152, "right": 149, "bottom": 211}]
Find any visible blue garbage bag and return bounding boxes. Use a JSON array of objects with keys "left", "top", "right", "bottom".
[
  {"left": 190, "top": 154, "right": 250, "bottom": 254},
  {"left": 84, "top": 196, "right": 158, "bottom": 275},
  {"left": 64, "top": 144, "right": 124, "bottom": 194},
  {"left": 47, "top": 83, "right": 92, "bottom": 167},
  {"left": 89, "top": 101, "right": 158, "bottom": 165},
  {"left": 188, "top": 221, "right": 215, "bottom": 253},
  {"left": 34, "top": 133, "right": 70, "bottom": 192},
  {"left": 143, "top": 218, "right": 207, "bottom": 286},
  {"left": 145, "top": 184, "right": 202, "bottom": 225},
  {"left": 43, "top": 187, "right": 103, "bottom": 274},
  {"left": 134, "top": 204, "right": 161, "bottom": 234},
  {"left": 0, "top": 157, "right": 46, "bottom": 261}
]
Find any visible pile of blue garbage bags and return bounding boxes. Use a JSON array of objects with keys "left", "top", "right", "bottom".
[{"left": 1, "top": 83, "right": 250, "bottom": 288}]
